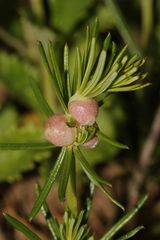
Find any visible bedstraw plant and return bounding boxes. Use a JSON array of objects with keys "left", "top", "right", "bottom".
[{"left": 1, "top": 19, "right": 149, "bottom": 239}]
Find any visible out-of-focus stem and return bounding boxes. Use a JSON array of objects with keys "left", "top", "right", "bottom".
[
  {"left": 141, "top": 0, "right": 153, "bottom": 48},
  {"left": 105, "top": 0, "right": 142, "bottom": 57},
  {"left": 66, "top": 151, "right": 78, "bottom": 216}
]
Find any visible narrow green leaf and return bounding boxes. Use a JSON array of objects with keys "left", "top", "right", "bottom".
[
  {"left": 103, "top": 41, "right": 117, "bottom": 76},
  {"left": 76, "top": 47, "right": 82, "bottom": 91},
  {"left": 72, "top": 211, "right": 85, "bottom": 239},
  {"left": 29, "top": 147, "right": 66, "bottom": 220},
  {"left": 58, "top": 146, "right": 73, "bottom": 201},
  {"left": 82, "top": 26, "right": 90, "bottom": 74},
  {"left": 113, "top": 75, "right": 139, "bottom": 87},
  {"left": 36, "top": 184, "right": 59, "bottom": 239},
  {"left": 97, "top": 131, "right": 129, "bottom": 150},
  {"left": 103, "top": 33, "right": 111, "bottom": 50},
  {"left": 89, "top": 70, "right": 118, "bottom": 97},
  {"left": 92, "top": 18, "right": 99, "bottom": 38},
  {"left": 38, "top": 41, "right": 52, "bottom": 77},
  {"left": 113, "top": 45, "right": 128, "bottom": 65},
  {"left": 48, "top": 41, "right": 64, "bottom": 96},
  {"left": 81, "top": 49, "right": 107, "bottom": 96},
  {"left": 101, "top": 195, "right": 148, "bottom": 240},
  {"left": 88, "top": 60, "right": 119, "bottom": 97},
  {"left": 0, "top": 142, "right": 54, "bottom": 150},
  {"left": 79, "top": 37, "right": 96, "bottom": 92},
  {"left": 74, "top": 148, "right": 124, "bottom": 211},
  {"left": 29, "top": 77, "right": 54, "bottom": 117},
  {"left": 66, "top": 153, "right": 78, "bottom": 216},
  {"left": 39, "top": 41, "right": 68, "bottom": 113},
  {"left": 64, "top": 43, "right": 71, "bottom": 99},
  {"left": 47, "top": 43, "right": 68, "bottom": 113},
  {"left": 3, "top": 213, "right": 41, "bottom": 240},
  {"left": 108, "top": 83, "right": 151, "bottom": 92},
  {"left": 116, "top": 226, "right": 144, "bottom": 240},
  {"left": 85, "top": 182, "right": 95, "bottom": 219},
  {"left": 72, "top": 54, "right": 78, "bottom": 95},
  {"left": 125, "top": 55, "right": 138, "bottom": 68}
]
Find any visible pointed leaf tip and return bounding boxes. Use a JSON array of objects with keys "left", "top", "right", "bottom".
[
  {"left": 103, "top": 33, "right": 111, "bottom": 50},
  {"left": 92, "top": 18, "right": 99, "bottom": 38}
]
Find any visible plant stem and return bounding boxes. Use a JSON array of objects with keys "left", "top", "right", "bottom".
[
  {"left": 141, "top": 0, "right": 153, "bottom": 48},
  {"left": 105, "top": 0, "right": 142, "bottom": 56},
  {"left": 66, "top": 151, "right": 78, "bottom": 216}
]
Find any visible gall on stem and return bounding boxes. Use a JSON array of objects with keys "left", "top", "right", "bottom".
[
  {"left": 44, "top": 114, "right": 77, "bottom": 147},
  {"left": 68, "top": 96, "right": 99, "bottom": 126}
]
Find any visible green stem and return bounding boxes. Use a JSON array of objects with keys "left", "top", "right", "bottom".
[
  {"left": 105, "top": 0, "right": 142, "bottom": 56},
  {"left": 141, "top": 0, "right": 153, "bottom": 48},
  {"left": 66, "top": 151, "right": 78, "bottom": 216}
]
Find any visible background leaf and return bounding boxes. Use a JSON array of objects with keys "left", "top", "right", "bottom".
[
  {"left": 49, "top": 0, "right": 93, "bottom": 34},
  {"left": 0, "top": 107, "right": 51, "bottom": 182}
]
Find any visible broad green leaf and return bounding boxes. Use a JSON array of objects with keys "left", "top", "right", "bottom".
[
  {"left": 0, "top": 108, "right": 51, "bottom": 182},
  {"left": 97, "top": 131, "right": 129, "bottom": 150},
  {"left": 49, "top": 0, "right": 93, "bottom": 34},
  {"left": 101, "top": 195, "right": 148, "bottom": 240},
  {"left": 74, "top": 148, "right": 124, "bottom": 211},
  {"left": 0, "top": 51, "right": 38, "bottom": 109},
  {"left": 3, "top": 213, "right": 41, "bottom": 240},
  {"left": 0, "top": 142, "right": 54, "bottom": 150},
  {"left": 29, "top": 147, "right": 66, "bottom": 220},
  {"left": 36, "top": 184, "right": 59, "bottom": 239},
  {"left": 116, "top": 226, "right": 144, "bottom": 240},
  {"left": 29, "top": 77, "right": 54, "bottom": 117},
  {"left": 58, "top": 146, "right": 73, "bottom": 201}
]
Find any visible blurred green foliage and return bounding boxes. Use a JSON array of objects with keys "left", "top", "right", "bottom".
[{"left": 0, "top": 1, "right": 160, "bottom": 238}]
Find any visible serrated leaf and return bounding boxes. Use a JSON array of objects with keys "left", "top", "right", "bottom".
[
  {"left": 101, "top": 195, "right": 148, "bottom": 240},
  {"left": 29, "top": 147, "right": 66, "bottom": 220},
  {"left": 97, "top": 131, "right": 129, "bottom": 150},
  {"left": 3, "top": 214, "right": 41, "bottom": 240}
]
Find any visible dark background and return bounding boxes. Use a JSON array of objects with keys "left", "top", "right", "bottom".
[{"left": 0, "top": 0, "right": 160, "bottom": 239}]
